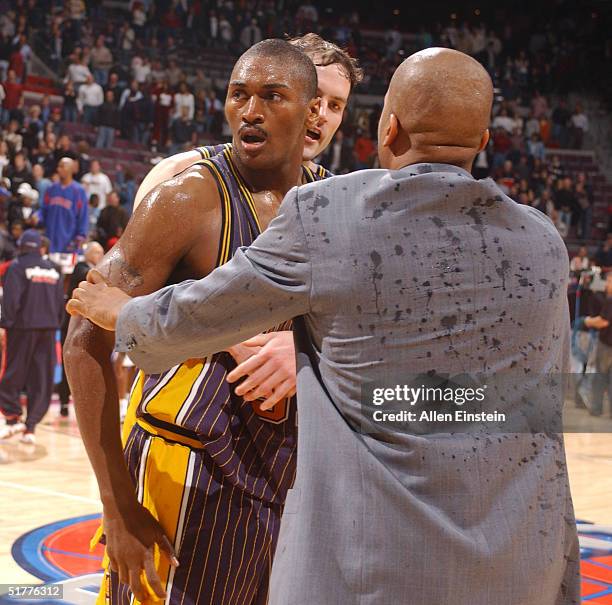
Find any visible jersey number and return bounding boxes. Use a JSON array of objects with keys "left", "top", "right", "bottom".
[{"left": 252, "top": 398, "right": 290, "bottom": 424}]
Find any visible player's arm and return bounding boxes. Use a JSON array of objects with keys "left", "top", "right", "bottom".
[
  {"left": 69, "top": 188, "right": 312, "bottom": 404},
  {"left": 132, "top": 149, "right": 203, "bottom": 211},
  {"left": 64, "top": 169, "right": 220, "bottom": 599}
]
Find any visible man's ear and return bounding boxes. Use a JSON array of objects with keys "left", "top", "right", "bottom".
[
  {"left": 381, "top": 113, "right": 399, "bottom": 149},
  {"left": 306, "top": 97, "right": 321, "bottom": 130},
  {"left": 478, "top": 129, "right": 490, "bottom": 152}
]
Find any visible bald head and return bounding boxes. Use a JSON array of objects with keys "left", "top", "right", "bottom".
[
  {"left": 57, "top": 157, "right": 75, "bottom": 183},
  {"left": 84, "top": 241, "right": 104, "bottom": 266},
  {"left": 378, "top": 48, "right": 493, "bottom": 171}
]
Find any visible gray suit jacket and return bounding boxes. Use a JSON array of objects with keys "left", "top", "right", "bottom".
[{"left": 117, "top": 164, "right": 579, "bottom": 605}]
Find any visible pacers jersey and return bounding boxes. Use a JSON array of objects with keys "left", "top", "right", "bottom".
[
  {"left": 128, "top": 147, "right": 329, "bottom": 506},
  {"left": 195, "top": 143, "right": 333, "bottom": 182}
]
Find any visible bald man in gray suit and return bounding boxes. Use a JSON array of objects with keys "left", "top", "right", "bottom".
[{"left": 69, "top": 48, "right": 579, "bottom": 604}]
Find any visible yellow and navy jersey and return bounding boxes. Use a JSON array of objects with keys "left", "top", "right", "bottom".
[
  {"left": 195, "top": 144, "right": 333, "bottom": 183},
  {"left": 128, "top": 147, "right": 330, "bottom": 505}
]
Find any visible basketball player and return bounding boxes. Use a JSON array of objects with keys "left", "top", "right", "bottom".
[
  {"left": 64, "top": 40, "right": 322, "bottom": 605},
  {"left": 120, "top": 34, "right": 362, "bottom": 420},
  {"left": 132, "top": 34, "right": 362, "bottom": 212}
]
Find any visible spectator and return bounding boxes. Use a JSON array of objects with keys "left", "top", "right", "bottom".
[
  {"left": 173, "top": 81, "right": 194, "bottom": 120},
  {"left": 353, "top": 129, "right": 376, "bottom": 170},
  {"left": 583, "top": 272, "right": 612, "bottom": 416},
  {"left": 152, "top": 80, "right": 172, "bottom": 148},
  {"left": 90, "top": 35, "right": 113, "bottom": 86},
  {"left": 8, "top": 182, "right": 38, "bottom": 228},
  {"left": 96, "top": 189, "right": 128, "bottom": 249},
  {"left": 527, "top": 133, "right": 546, "bottom": 161},
  {"left": 51, "top": 135, "right": 77, "bottom": 172},
  {"left": 165, "top": 60, "right": 182, "bottom": 89},
  {"left": 594, "top": 234, "right": 612, "bottom": 271},
  {"left": 551, "top": 99, "right": 571, "bottom": 147},
  {"left": 0, "top": 229, "right": 64, "bottom": 444},
  {"left": 104, "top": 72, "right": 122, "bottom": 106},
  {"left": 9, "top": 219, "right": 24, "bottom": 248},
  {"left": 62, "top": 80, "right": 78, "bottom": 122},
  {"left": 204, "top": 89, "right": 223, "bottom": 135},
  {"left": 40, "top": 157, "right": 88, "bottom": 253},
  {"left": 240, "top": 18, "right": 263, "bottom": 49},
  {"left": 94, "top": 90, "right": 120, "bottom": 149},
  {"left": 570, "top": 104, "right": 589, "bottom": 149},
  {"left": 4, "top": 119, "right": 23, "bottom": 152},
  {"left": 554, "top": 177, "right": 576, "bottom": 239},
  {"left": 66, "top": 54, "right": 92, "bottom": 89},
  {"left": 531, "top": 90, "right": 549, "bottom": 119},
  {"left": 131, "top": 55, "right": 151, "bottom": 85},
  {"left": 168, "top": 105, "right": 197, "bottom": 154},
  {"left": 219, "top": 15, "right": 234, "bottom": 49},
  {"left": 190, "top": 68, "right": 211, "bottom": 95},
  {"left": 492, "top": 107, "right": 516, "bottom": 134},
  {"left": 1, "top": 69, "right": 22, "bottom": 124},
  {"left": 0, "top": 140, "right": 9, "bottom": 176},
  {"left": 40, "top": 94, "right": 52, "bottom": 124},
  {"left": 88, "top": 193, "right": 100, "bottom": 235},
  {"left": 22, "top": 104, "right": 43, "bottom": 151},
  {"left": 5, "top": 151, "right": 33, "bottom": 194},
  {"left": 570, "top": 246, "right": 590, "bottom": 273},
  {"left": 115, "top": 167, "right": 136, "bottom": 214},
  {"left": 575, "top": 182, "right": 592, "bottom": 240},
  {"left": 77, "top": 74, "right": 104, "bottom": 124},
  {"left": 81, "top": 159, "right": 112, "bottom": 209},
  {"left": 31, "top": 163, "right": 51, "bottom": 200}
]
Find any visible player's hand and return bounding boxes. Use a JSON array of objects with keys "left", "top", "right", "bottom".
[
  {"left": 103, "top": 503, "right": 179, "bottom": 602},
  {"left": 226, "top": 340, "right": 263, "bottom": 366},
  {"left": 226, "top": 331, "right": 296, "bottom": 411},
  {"left": 66, "top": 269, "right": 132, "bottom": 331},
  {"left": 586, "top": 315, "right": 610, "bottom": 330}
]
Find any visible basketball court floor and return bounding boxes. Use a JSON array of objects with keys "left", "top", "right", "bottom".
[{"left": 1, "top": 399, "right": 612, "bottom": 604}]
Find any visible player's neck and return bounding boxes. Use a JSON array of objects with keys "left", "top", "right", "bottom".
[{"left": 233, "top": 156, "right": 303, "bottom": 196}]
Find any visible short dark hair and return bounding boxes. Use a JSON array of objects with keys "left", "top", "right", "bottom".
[
  {"left": 288, "top": 33, "right": 363, "bottom": 90},
  {"left": 238, "top": 39, "right": 318, "bottom": 101}
]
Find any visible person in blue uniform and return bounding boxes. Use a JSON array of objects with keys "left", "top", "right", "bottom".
[{"left": 0, "top": 229, "right": 65, "bottom": 443}]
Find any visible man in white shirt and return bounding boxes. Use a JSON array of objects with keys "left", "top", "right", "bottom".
[
  {"left": 77, "top": 75, "right": 104, "bottom": 124},
  {"left": 172, "top": 82, "right": 194, "bottom": 120},
  {"left": 491, "top": 107, "right": 515, "bottom": 133},
  {"left": 66, "top": 55, "right": 92, "bottom": 89},
  {"left": 81, "top": 159, "right": 112, "bottom": 209},
  {"left": 570, "top": 104, "right": 589, "bottom": 149}
]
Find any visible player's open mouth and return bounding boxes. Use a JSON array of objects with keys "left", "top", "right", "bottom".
[
  {"left": 239, "top": 127, "right": 267, "bottom": 151},
  {"left": 306, "top": 129, "right": 321, "bottom": 143}
]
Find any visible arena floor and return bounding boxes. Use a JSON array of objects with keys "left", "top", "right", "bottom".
[{"left": 1, "top": 400, "right": 612, "bottom": 603}]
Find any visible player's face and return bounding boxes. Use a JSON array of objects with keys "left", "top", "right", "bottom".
[
  {"left": 303, "top": 63, "right": 351, "bottom": 162},
  {"left": 226, "top": 57, "right": 317, "bottom": 170}
]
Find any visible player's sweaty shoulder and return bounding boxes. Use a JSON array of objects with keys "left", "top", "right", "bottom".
[
  {"left": 96, "top": 166, "right": 223, "bottom": 295},
  {"left": 136, "top": 163, "right": 222, "bottom": 219}
]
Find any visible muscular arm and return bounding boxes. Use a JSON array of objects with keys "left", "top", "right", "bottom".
[
  {"left": 132, "top": 149, "right": 202, "bottom": 212},
  {"left": 115, "top": 188, "right": 312, "bottom": 374},
  {"left": 64, "top": 168, "right": 220, "bottom": 516}
]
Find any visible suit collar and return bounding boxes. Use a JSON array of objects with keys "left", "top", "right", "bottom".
[{"left": 398, "top": 163, "right": 474, "bottom": 179}]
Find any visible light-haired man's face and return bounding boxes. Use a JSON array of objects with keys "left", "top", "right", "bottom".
[{"left": 303, "top": 63, "right": 351, "bottom": 162}]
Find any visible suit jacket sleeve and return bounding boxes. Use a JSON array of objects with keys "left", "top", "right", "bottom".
[{"left": 115, "top": 187, "right": 312, "bottom": 374}]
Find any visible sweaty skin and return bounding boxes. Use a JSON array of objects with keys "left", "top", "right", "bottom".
[
  {"left": 377, "top": 47, "right": 493, "bottom": 172},
  {"left": 64, "top": 45, "right": 319, "bottom": 602}
]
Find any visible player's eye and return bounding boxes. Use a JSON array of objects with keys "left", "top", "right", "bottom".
[
  {"left": 266, "top": 92, "right": 282, "bottom": 102},
  {"left": 231, "top": 90, "right": 246, "bottom": 100}
]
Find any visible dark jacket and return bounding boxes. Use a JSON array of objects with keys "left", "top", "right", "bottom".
[{"left": 1, "top": 252, "right": 64, "bottom": 329}]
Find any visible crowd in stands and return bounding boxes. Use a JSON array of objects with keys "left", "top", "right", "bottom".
[{"left": 0, "top": 0, "right": 608, "bottom": 261}]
